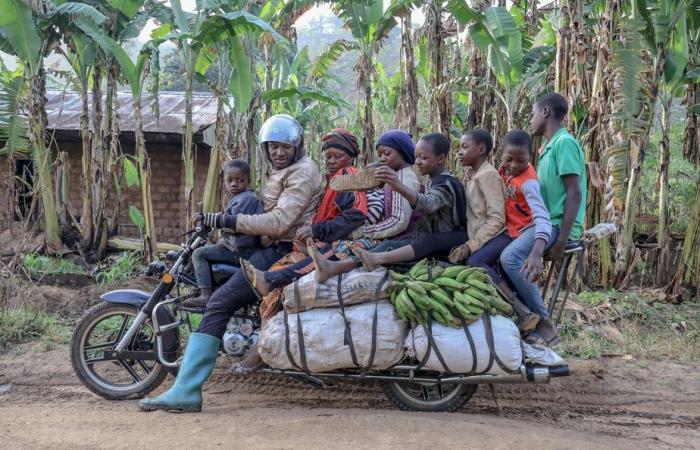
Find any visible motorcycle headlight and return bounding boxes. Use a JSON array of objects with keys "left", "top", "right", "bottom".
[{"left": 145, "top": 261, "right": 167, "bottom": 277}]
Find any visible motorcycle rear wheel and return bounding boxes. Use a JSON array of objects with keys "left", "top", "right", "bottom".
[
  {"left": 380, "top": 378, "right": 477, "bottom": 412},
  {"left": 70, "top": 302, "right": 169, "bottom": 400}
]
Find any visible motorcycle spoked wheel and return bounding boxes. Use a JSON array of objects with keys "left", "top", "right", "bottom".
[
  {"left": 70, "top": 303, "right": 169, "bottom": 400},
  {"left": 379, "top": 377, "right": 477, "bottom": 412}
]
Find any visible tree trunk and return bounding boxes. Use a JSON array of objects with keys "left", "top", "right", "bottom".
[
  {"left": 678, "top": 179, "right": 700, "bottom": 290},
  {"left": 427, "top": 0, "right": 450, "bottom": 135},
  {"left": 396, "top": 14, "right": 418, "bottom": 138},
  {"left": 27, "top": 57, "right": 61, "bottom": 251},
  {"left": 183, "top": 60, "right": 195, "bottom": 234},
  {"left": 79, "top": 81, "right": 93, "bottom": 247},
  {"left": 582, "top": 0, "right": 618, "bottom": 287},
  {"left": 465, "top": 0, "right": 491, "bottom": 130},
  {"left": 361, "top": 52, "right": 375, "bottom": 166},
  {"left": 656, "top": 95, "right": 673, "bottom": 286},
  {"left": 554, "top": 0, "right": 571, "bottom": 95},
  {"left": 99, "top": 61, "right": 121, "bottom": 259},
  {"left": 133, "top": 98, "right": 158, "bottom": 260},
  {"left": 202, "top": 97, "right": 227, "bottom": 213},
  {"left": 92, "top": 64, "right": 108, "bottom": 259}
]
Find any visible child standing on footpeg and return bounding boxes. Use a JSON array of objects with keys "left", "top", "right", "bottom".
[{"left": 183, "top": 160, "right": 263, "bottom": 308}]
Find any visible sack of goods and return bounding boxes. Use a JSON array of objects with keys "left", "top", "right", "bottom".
[
  {"left": 406, "top": 314, "right": 523, "bottom": 375},
  {"left": 259, "top": 301, "right": 407, "bottom": 372},
  {"left": 282, "top": 267, "right": 390, "bottom": 313}
]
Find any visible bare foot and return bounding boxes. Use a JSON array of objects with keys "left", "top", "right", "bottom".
[
  {"left": 241, "top": 259, "right": 270, "bottom": 297},
  {"left": 356, "top": 248, "right": 379, "bottom": 271},
  {"left": 307, "top": 238, "right": 335, "bottom": 283}
]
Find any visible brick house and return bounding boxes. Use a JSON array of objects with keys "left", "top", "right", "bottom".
[{"left": 0, "top": 91, "right": 220, "bottom": 244}]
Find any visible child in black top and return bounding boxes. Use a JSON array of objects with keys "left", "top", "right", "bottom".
[{"left": 183, "top": 160, "right": 263, "bottom": 308}]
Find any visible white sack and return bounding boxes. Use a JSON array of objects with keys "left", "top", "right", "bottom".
[
  {"left": 406, "top": 315, "right": 523, "bottom": 375},
  {"left": 283, "top": 267, "right": 390, "bottom": 313},
  {"left": 259, "top": 301, "right": 407, "bottom": 372}
]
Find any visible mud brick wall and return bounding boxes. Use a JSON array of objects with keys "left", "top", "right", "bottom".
[{"left": 0, "top": 140, "right": 211, "bottom": 244}]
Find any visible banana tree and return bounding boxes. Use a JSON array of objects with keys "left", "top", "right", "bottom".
[
  {"left": 449, "top": 3, "right": 525, "bottom": 130},
  {"left": 166, "top": 0, "right": 286, "bottom": 221},
  {"left": 264, "top": 44, "right": 352, "bottom": 163},
  {"left": 0, "top": 0, "right": 62, "bottom": 251},
  {"left": 612, "top": 0, "right": 690, "bottom": 284},
  {"left": 332, "top": 0, "right": 400, "bottom": 164},
  {"left": 76, "top": 14, "right": 164, "bottom": 259},
  {"left": 674, "top": 8, "right": 699, "bottom": 292},
  {"left": 651, "top": 0, "right": 690, "bottom": 285},
  {"left": 51, "top": 8, "right": 99, "bottom": 247}
]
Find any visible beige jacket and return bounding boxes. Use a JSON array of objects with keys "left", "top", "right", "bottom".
[
  {"left": 465, "top": 161, "right": 506, "bottom": 253},
  {"left": 236, "top": 156, "right": 322, "bottom": 245}
]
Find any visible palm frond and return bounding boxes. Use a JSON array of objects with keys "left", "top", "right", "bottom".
[
  {"left": 0, "top": 74, "right": 29, "bottom": 155},
  {"left": 307, "top": 39, "right": 357, "bottom": 82}
]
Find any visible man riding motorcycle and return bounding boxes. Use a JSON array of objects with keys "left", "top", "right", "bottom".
[{"left": 139, "top": 114, "right": 322, "bottom": 413}]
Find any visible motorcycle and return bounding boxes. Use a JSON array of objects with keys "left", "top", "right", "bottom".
[{"left": 70, "top": 225, "right": 570, "bottom": 412}]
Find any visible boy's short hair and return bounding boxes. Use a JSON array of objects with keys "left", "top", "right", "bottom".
[
  {"left": 223, "top": 159, "right": 251, "bottom": 179},
  {"left": 463, "top": 129, "right": 493, "bottom": 154},
  {"left": 503, "top": 130, "right": 532, "bottom": 154},
  {"left": 535, "top": 93, "right": 568, "bottom": 120},
  {"left": 420, "top": 133, "right": 450, "bottom": 156}
]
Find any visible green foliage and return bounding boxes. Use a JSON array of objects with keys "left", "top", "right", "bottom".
[
  {"left": 308, "top": 39, "right": 358, "bottom": 81},
  {"left": 23, "top": 253, "right": 84, "bottom": 275},
  {"left": 0, "top": 308, "right": 70, "bottom": 349},
  {"left": 0, "top": 71, "right": 29, "bottom": 155},
  {"left": 123, "top": 157, "right": 140, "bottom": 187},
  {"left": 640, "top": 122, "right": 700, "bottom": 233},
  {"left": 0, "top": 0, "right": 43, "bottom": 71},
  {"left": 128, "top": 205, "right": 146, "bottom": 231},
  {"left": 94, "top": 251, "right": 143, "bottom": 285}
]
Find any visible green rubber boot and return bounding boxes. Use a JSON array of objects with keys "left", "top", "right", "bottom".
[{"left": 139, "top": 332, "right": 220, "bottom": 412}]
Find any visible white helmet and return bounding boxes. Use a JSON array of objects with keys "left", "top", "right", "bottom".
[{"left": 258, "top": 114, "right": 304, "bottom": 161}]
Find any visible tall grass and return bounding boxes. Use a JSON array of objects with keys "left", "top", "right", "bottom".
[{"left": 0, "top": 307, "right": 70, "bottom": 350}]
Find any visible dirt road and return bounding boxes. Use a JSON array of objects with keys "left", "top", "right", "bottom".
[{"left": 1, "top": 342, "right": 699, "bottom": 449}]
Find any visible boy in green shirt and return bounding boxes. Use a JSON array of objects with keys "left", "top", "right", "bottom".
[{"left": 499, "top": 93, "right": 586, "bottom": 346}]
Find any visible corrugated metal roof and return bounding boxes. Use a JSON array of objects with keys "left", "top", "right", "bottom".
[{"left": 45, "top": 90, "right": 219, "bottom": 135}]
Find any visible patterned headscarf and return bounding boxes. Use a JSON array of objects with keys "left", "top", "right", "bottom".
[{"left": 322, "top": 128, "right": 360, "bottom": 158}]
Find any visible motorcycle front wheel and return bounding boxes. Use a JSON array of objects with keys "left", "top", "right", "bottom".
[
  {"left": 70, "top": 302, "right": 169, "bottom": 400},
  {"left": 380, "top": 378, "right": 477, "bottom": 412}
]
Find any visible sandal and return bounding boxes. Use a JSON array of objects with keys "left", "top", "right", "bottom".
[
  {"left": 240, "top": 259, "right": 264, "bottom": 301},
  {"left": 228, "top": 344, "right": 264, "bottom": 376}
]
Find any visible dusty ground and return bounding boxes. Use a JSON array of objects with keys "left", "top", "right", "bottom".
[{"left": 1, "top": 340, "right": 698, "bottom": 449}]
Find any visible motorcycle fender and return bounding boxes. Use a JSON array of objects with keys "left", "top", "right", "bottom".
[
  {"left": 100, "top": 289, "right": 181, "bottom": 375},
  {"left": 100, "top": 289, "right": 151, "bottom": 307}
]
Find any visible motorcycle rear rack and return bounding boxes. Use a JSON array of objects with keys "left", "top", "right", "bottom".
[{"left": 260, "top": 363, "right": 569, "bottom": 386}]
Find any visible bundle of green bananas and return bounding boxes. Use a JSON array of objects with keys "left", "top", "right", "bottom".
[{"left": 388, "top": 259, "right": 514, "bottom": 328}]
